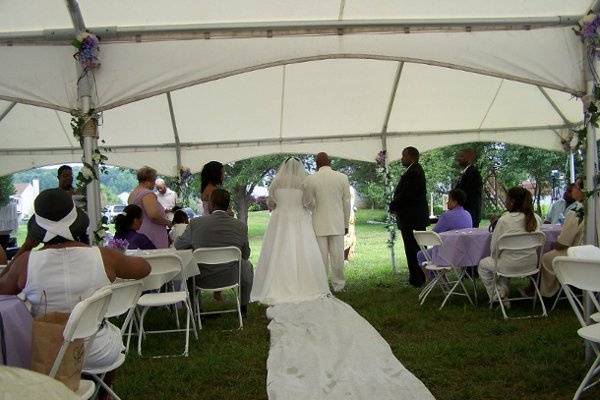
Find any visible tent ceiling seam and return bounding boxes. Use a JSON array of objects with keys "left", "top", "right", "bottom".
[
  {"left": 278, "top": 65, "right": 286, "bottom": 142},
  {"left": 0, "top": 123, "right": 574, "bottom": 155},
  {"left": 337, "top": 0, "right": 346, "bottom": 21},
  {"left": 0, "top": 95, "right": 73, "bottom": 113},
  {"left": 0, "top": 102, "right": 16, "bottom": 124},
  {"left": 166, "top": 92, "right": 181, "bottom": 170},
  {"left": 538, "top": 86, "right": 573, "bottom": 125},
  {"left": 381, "top": 61, "right": 404, "bottom": 151},
  {"left": 94, "top": 54, "right": 584, "bottom": 113},
  {"left": 478, "top": 79, "right": 504, "bottom": 129},
  {"left": 55, "top": 110, "right": 75, "bottom": 147}
]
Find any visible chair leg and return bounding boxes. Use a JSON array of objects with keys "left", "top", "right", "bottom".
[
  {"left": 137, "top": 307, "right": 149, "bottom": 357},
  {"left": 530, "top": 276, "right": 548, "bottom": 317},
  {"left": 194, "top": 288, "right": 202, "bottom": 330},
  {"left": 183, "top": 304, "right": 190, "bottom": 357},
  {"left": 185, "top": 298, "right": 198, "bottom": 339},
  {"left": 92, "top": 374, "right": 122, "bottom": 400},
  {"left": 457, "top": 270, "right": 474, "bottom": 306},
  {"left": 236, "top": 287, "right": 243, "bottom": 330},
  {"left": 420, "top": 273, "right": 442, "bottom": 305},
  {"left": 418, "top": 274, "right": 437, "bottom": 300},
  {"left": 466, "top": 272, "right": 478, "bottom": 306},
  {"left": 125, "top": 312, "right": 134, "bottom": 354},
  {"left": 551, "top": 287, "right": 564, "bottom": 312},
  {"left": 494, "top": 281, "right": 508, "bottom": 320},
  {"left": 573, "top": 355, "right": 600, "bottom": 400}
]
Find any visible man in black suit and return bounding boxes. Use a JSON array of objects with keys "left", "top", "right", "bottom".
[
  {"left": 454, "top": 148, "right": 483, "bottom": 228},
  {"left": 389, "top": 147, "right": 429, "bottom": 287}
]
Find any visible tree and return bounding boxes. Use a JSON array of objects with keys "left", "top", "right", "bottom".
[
  {"left": 0, "top": 175, "right": 14, "bottom": 207},
  {"left": 223, "top": 155, "right": 294, "bottom": 225}
]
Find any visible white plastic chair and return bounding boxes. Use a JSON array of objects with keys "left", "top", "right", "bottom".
[
  {"left": 136, "top": 254, "right": 198, "bottom": 357},
  {"left": 553, "top": 255, "right": 600, "bottom": 399},
  {"left": 192, "top": 247, "right": 243, "bottom": 329},
  {"left": 491, "top": 232, "right": 546, "bottom": 319},
  {"left": 49, "top": 287, "right": 113, "bottom": 400},
  {"left": 413, "top": 230, "right": 475, "bottom": 309},
  {"left": 82, "top": 280, "right": 143, "bottom": 400}
]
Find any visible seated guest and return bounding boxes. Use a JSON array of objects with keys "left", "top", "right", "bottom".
[
  {"left": 113, "top": 204, "right": 156, "bottom": 250},
  {"left": 478, "top": 187, "right": 542, "bottom": 304},
  {"left": 417, "top": 189, "right": 473, "bottom": 267},
  {"left": 0, "top": 189, "right": 151, "bottom": 375},
  {"left": 169, "top": 208, "right": 189, "bottom": 246},
  {"left": 535, "top": 184, "right": 585, "bottom": 297},
  {"left": 545, "top": 183, "right": 582, "bottom": 224},
  {"left": 175, "top": 189, "right": 253, "bottom": 316}
]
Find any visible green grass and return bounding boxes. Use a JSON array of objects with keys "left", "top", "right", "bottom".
[{"left": 27, "top": 210, "right": 600, "bottom": 399}]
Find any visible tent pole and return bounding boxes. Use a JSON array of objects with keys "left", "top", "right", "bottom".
[
  {"left": 381, "top": 62, "right": 404, "bottom": 273},
  {"left": 65, "top": 0, "right": 102, "bottom": 242},
  {"left": 569, "top": 151, "right": 576, "bottom": 183},
  {"left": 583, "top": 50, "right": 599, "bottom": 362},
  {"left": 0, "top": 102, "right": 16, "bottom": 123}
]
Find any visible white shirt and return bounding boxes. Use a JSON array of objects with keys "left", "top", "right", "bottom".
[
  {"left": 156, "top": 188, "right": 178, "bottom": 219},
  {"left": 0, "top": 199, "right": 18, "bottom": 234},
  {"left": 490, "top": 212, "right": 543, "bottom": 268}
]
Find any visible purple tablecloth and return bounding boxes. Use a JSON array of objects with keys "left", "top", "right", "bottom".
[
  {"left": 430, "top": 224, "right": 562, "bottom": 267},
  {"left": 0, "top": 295, "right": 32, "bottom": 369}
]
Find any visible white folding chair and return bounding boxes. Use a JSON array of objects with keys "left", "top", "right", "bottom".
[
  {"left": 49, "top": 287, "right": 113, "bottom": 400},
  {"left": 136, "top": 254, "right": 198, "bottom": 357},
  {"left": 491, "top": 232, "right": 546, "bottom": 319},
  {"left": 83, "top": 280, "right": 143, "bottom": 400},
  {"left": 553, "top": 255, "right": 600, "bottom": 399},
  {"left": 192, "top": 247, "right": 243, "bottom": 329},
  {"left": 413, "top": 230, "right": 475, "bottom": 309}
]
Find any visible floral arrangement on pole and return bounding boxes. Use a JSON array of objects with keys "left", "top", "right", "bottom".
[
  {"left": 72, "top": 32, "right": 100, "bottom": 72},
  {"left": 376, "top": 150, "right": 397, "bottom": 249}
]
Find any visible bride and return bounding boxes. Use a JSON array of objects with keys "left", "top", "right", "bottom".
[{"left": 251, "top": 157, "right": 331, "bottom": 305}]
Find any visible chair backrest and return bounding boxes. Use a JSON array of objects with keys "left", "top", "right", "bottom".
[
  {"left": 50, "top": 287, "right": 112, "bottom": 378},
  {"left": 140, "top": 254, "right": 183, "bottom": 291},
  {"left": 413, "top": 230, "right": 442, "bottom": 249},
  {"left": 63, "top": 287, "right": 112, "bottom": 342},
  {"left": 553, "top": 256, "right": 600, "bottom": 327},
  {"left": 192, "top": 247, "right": 242, "bottom": 287},
  {"left": 105, "top": 280, "right": 144, "bottom": 319},
  {"left": 496, "top": 231, "right": 545, "bottom": 252}
]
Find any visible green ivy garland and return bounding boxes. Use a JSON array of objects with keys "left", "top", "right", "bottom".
[{"left": 376, "top": 150, "right": 397, "bottom": 249}]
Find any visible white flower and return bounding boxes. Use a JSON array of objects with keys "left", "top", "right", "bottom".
[
  {"left": 582, "top": 14, "right": 597, "bottom": 24},
  {"left": 76, "top": 32, "right": 90, "bottom": 42},
  {"left": 81, "top": 166, "right": 94, "bottom": 179}
]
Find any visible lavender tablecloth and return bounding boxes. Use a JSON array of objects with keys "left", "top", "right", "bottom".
[
  {"left": 0, "top": 295, "right": 32, "bottom": 369},
  {"left": 430, "top": 224, "right": 562, "bottom": 267}
]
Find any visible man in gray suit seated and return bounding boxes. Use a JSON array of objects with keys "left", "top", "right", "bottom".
[{"left": 175, "top": 188, "right": 253, "bottom": 316}]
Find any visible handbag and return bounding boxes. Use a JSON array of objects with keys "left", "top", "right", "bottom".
[{"left": 30, "top": 304, "right": 85, "bottom": 391}]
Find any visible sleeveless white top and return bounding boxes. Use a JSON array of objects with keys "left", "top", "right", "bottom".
[{"left": 22, "top": 247, "right": 111, "bottom": 317}]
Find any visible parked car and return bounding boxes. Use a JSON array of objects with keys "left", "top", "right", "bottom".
[{"left": 104, "top": 204, "right": 127, "bottom": 222}]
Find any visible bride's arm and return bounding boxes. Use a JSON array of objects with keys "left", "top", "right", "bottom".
[{"left": 302, "top": 180, "right": 315, "bottom": 210}]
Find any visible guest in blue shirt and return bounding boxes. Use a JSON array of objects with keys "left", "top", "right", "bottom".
[
  {"left": 417, "top": 189, "right": 473, "bottom": 267},
  {"left": 113, "top": 204, "right": 156, "bottom": 250}
]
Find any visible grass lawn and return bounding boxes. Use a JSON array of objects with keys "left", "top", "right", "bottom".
[{"left": 21, "top": 210, "right": 600, "bottom": 399}]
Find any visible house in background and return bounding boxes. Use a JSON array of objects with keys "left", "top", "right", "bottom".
[{"left": 12, "top": 179, "right": 40, "bottom": 219}]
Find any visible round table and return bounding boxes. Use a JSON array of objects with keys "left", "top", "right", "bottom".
[{"left": 430, "top": 224, "right": 562, "bottom": 267}]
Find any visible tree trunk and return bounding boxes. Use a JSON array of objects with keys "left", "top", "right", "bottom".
[
  {"left": 535, "top": 181, "right": 542, "bottom": 216},
  {"left": 233, "top": 184, "right": 251, "bottom": 225}
]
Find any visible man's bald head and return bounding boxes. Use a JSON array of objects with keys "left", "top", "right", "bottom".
[
  {"left": 315, "top": 152, "right": 330, "bottom": 169},
  {"left": 155, "top": 178, "right": 166, "bottom": 194}
]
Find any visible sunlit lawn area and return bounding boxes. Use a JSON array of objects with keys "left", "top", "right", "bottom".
[{"left": 18, "top": 210, "right": 600, "bottom": 399}]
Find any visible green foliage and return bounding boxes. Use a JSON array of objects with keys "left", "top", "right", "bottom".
[{"left": 0, "top": 175, "right": 15, "bottom": 207}]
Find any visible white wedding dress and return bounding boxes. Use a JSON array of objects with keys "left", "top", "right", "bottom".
[
  {"left": 253, "top": 159, "right": 435, "bottom": 399},
  {"left": 251, "top": 188, "right": 331, "bottom": 305}
]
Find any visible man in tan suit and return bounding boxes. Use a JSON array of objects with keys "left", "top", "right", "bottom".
[{"left": 305, "top": 152, "right": 351, "bottom": 292}]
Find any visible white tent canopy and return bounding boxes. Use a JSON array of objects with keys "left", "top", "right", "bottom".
[{"left": 0, "top": 0, "right": 592, "bottom": 175}]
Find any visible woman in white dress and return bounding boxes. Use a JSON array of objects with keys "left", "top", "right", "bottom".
[{"left": 251, "top": 158, "right": 331, "bottom": 305}]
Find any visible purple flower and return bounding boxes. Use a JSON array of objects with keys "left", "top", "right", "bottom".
[
  {"left": 376, "top": 150, "right": 386, "bottom": 167},
  {"left": 107, "top": 238, "right": 129, "bottom": 250},
  {"left": 582, "top": 14, "right": 600, "bottom": 39}
]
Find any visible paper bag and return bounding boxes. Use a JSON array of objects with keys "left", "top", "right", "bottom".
[{"left": 30, "top": 312, "right": 84, "bottom": 391}]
